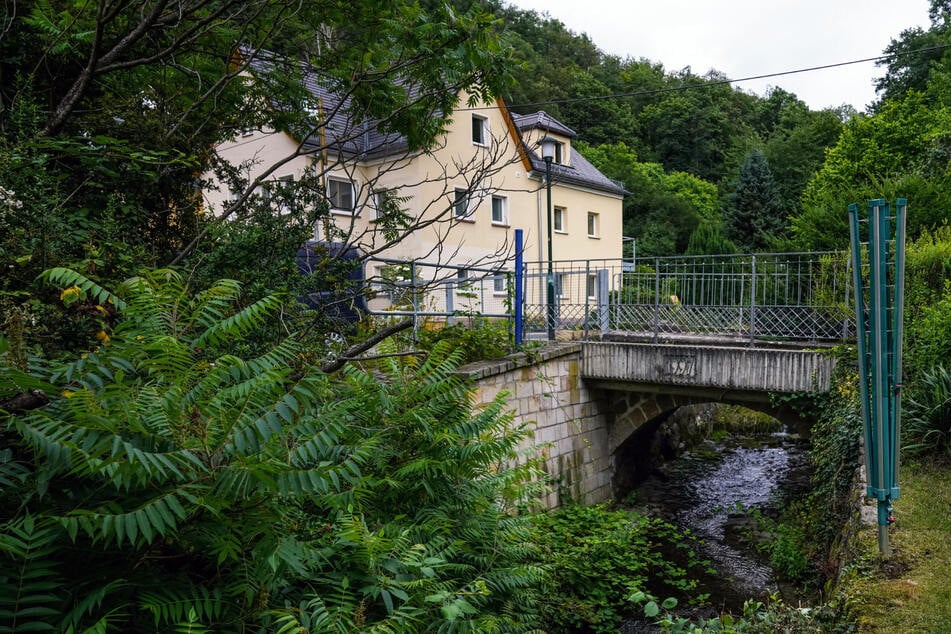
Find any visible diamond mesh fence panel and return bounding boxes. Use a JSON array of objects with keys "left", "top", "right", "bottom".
[{"left": 521, "top": 252, "right": 853, "bottom": 342}]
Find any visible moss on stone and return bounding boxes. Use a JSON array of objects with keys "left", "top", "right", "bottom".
[{"left": 711, "top": 404, "right": 782, "bottom": 435}]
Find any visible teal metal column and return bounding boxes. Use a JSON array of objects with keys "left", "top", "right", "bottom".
[{"left": 848, "top": 198, "right": 905, "bottom": 557}]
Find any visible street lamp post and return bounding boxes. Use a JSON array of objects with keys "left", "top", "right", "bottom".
[{"left": 539, "top": 136, "right": 557, "bottom": 340}]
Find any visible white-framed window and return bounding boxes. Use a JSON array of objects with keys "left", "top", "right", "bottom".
[
  {"left": 556, "top": 272, "right": 569, "bottom": 299},
  {"left": 453, "top": 188, "right": 473, "bottom": 220},
  {"left": 587, "top": 274, "right": 597, "bottom": 301},
  {"left": 587, "top": 211, "right": 599, "bottom": 238},
  {"left": 553, "top": 140, "right": 565, "bottom": 164},
  {"left": 328, "top": 177, "right": 355, "bottom": 213},
  {"left": 492, "top": 274, "right": 507, "bottom": 296},
  {"left": 455, "top": 268, "right": 471, "bottom": 294},
  {"left": 471, "top": 114, "right": 488, "bottom": 146},
  {"left": 553, "top": 206, "right": 566, "bottom": 233},
  {"left": 491, "top": 195, "right": 508, "bottom": 225}
]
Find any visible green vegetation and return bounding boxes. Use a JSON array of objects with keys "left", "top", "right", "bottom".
[
  {"left": 839, "top": 458, "right": 951, "bottom": 633},
  {"left": 528, "top": 504, "right": 710, "bottom": 633},
  {"left": 711, "top": 405, "right": 783, "bottom": 436},
  {"left": 0, "top": 270, "right": 545, "bottom": 631},
  {"left": 723, "top": 149, "right": 785, "bottom": 252},
  {"left": 413, "top": 318, "right": 513, "bottom": 365}
]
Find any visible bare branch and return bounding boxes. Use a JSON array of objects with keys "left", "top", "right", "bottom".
[{"left": 319, "top": 318, "right": 413, "bottom": 374}]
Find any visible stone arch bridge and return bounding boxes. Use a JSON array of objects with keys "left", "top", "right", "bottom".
[{"left": 459, "top": 340, "right": 836, "bottom": 508}]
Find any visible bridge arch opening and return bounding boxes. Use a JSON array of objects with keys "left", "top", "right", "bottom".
[{"left": 609, "top": 399, "right": 809, "bottom": 502}]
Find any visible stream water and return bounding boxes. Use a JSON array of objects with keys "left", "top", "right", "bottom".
[{"left": 627, "top": 430, "right": 813, "bottom": 612}]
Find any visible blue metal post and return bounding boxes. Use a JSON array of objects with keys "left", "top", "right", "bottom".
[{"left": 514, "top": 229, "right": 524, "bottom": 346}]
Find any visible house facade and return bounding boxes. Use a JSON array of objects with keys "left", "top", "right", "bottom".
[{"left": 206, "top": 69, "right": 625, "bottom": 319}]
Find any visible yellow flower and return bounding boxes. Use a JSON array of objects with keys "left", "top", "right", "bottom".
[
  {"left": 61, "top": 390, "right": 74, "bottom": 398},
  {"left": 60, "top": 285, "right": 83, "bottom": 305},
  {"left": 95, "top": 330, "right": 111, "bottom": 343}
]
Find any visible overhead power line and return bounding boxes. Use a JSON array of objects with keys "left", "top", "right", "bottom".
[{"left": 463, "top": 42, "right": 951, "bottom": 112}]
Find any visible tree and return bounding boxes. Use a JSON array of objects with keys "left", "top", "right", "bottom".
[
  {"left": 723, "top": 149, "right": 785, "bottom": 252},
  {"left": 638, "top": 70, "right": 758, "bottom": 185},
  {"left": 789, "top": 90, "right": 951, "bottom": 250},
  {"left": 577, "top": 141, "right": 721, "bottom": 256},
  {"left": 873, "top": 0, "right": 951, "bottom": 107},
  {"left": 763, "top": 106, "right": 846, "bottom": 215},
  {"left": 685, "top": 222, "right": 738, "bottom": 256}
]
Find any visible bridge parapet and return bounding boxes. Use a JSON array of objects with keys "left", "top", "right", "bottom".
[{"left": 581, "top": 341, "right": 835, "bottom": 397}]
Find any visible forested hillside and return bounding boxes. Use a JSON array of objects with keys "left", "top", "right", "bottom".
[{"left": 474, "top": 0, "right": 951, "bottom": 255}]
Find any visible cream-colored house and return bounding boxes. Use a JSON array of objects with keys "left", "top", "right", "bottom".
[{"left": 206, "top": 63, "right": 625, "bottom": 319}]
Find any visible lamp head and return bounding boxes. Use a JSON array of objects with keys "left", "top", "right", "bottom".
[{"left": 539, "top": 135, "right": 557, "bottom": 162}]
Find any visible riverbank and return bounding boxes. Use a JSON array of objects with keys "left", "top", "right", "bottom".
[{"left": 838, "top": 458, "right": 951, "bottom": 633}]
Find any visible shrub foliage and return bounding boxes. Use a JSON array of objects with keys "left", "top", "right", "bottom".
[{"left": 0, "top": 269, "right": 544, "bottom": 632}]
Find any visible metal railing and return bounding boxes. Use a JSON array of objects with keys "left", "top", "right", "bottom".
[
  {"left": 358, "top": 251, "right": 855, "bottom": 345},
  {"left": 519, "top": 252, "right": 854, "bottom": 343},
  {"left": 362, "top": 256, "right": 515, "bottom": 339}
]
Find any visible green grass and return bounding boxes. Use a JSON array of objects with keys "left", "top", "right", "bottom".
[{"left": 840, "top": 457, "right": 951, "bottom": 633}]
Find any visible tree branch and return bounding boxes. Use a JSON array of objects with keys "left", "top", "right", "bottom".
[
  {"left": 0, "top": 390, "right": 50, "bottom": 414},
  {"left": 319, "top": 319, "right": 413, "bottom": 374}
]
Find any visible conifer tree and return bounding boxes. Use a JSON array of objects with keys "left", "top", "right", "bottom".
[{"left": 724, "top": 149, "right": 785, "bottom": 252}]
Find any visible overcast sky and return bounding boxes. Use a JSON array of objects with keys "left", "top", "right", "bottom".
[{"left": 504, "top": 0, "right": 933, "bottom": 112}]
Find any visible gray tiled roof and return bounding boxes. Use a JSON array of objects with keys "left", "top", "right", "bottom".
[
  {"left": 514, "top": 111, "right": 626, "bottom": 197},
  {"left": 246, "top": 52, "right": 624, "bottom": 196},
  {"left": 511, "top": 111, "right": 577, "bottom": 138}
]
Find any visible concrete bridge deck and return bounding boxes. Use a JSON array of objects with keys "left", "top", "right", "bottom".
[{"left": 582, "top": 339, "right": 835, "bottom": 400}]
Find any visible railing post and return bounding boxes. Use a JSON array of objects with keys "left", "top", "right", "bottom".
[
  {"left": 411, "top": 260, "right": 420, "bottom": 341},
  {"left": 443, "top": 263, "right": 453, "bottom": 326},
  {"left": 749, "top": 254, "right": 757, "bottom": 345},
  {"left": 597, "top": 268, "right": 610, "bottom": 333},
  {"left": 583, "top": 259, "right": 591, "bottom": 340},
  {"left": 653, "top": 259, "right": 661, "bottom": 342}
]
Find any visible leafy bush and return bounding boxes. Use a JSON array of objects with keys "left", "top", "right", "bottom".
[
  {"left": 0, "top": 268, "right": 544, "bottom": 632},
  {"left": 903, "top": 364, "right": 951, "bottom": 457},
  {"left": 414, "top": 317, "right": 512, "bottom": 364},
  {"left": 529, "top": 503, "right": 708, "bottom": 633}
]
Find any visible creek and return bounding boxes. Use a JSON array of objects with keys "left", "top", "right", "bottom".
[{"left": 626, "top": 426, "right": 814, "bottom": 613}]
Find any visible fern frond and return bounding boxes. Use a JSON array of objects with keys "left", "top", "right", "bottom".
[
  {"left": 0, "top": 449, "right": 30, "bottom": 492},
  {"left": 137, "top": 584, "right": 224, "bottom": 630},
  {"left": 187, "top": 279, "right": 243, "bottom": 335},
  {"left": 0, "top": 514, "right": 64, "bottom": 633},
  {"left": 40, "top": 268, "right": 127, "bottom": 310},
  {"left": 57, "top": 579, "right": 126, "bottom": 634},
  {"left": 191, "top": 293, "right": 284, "bottom": 348},
  {"left": 62, "top": 489, "right": 192, "bottom": 546}
]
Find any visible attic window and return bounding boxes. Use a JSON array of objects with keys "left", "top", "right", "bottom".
[
  {"left": 553, "top": 140, "right": 564, "bottom": 164},
  {"left": 471, "top": 115, "right": 488, "bottom": 146}
]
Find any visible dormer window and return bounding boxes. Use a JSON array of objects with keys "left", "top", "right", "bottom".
[
  {"left": 471, "top": 114, "right": 488, "bottom": 146},
  {"left": 540, "top": 135, "right": 566, "bottom": 165}
]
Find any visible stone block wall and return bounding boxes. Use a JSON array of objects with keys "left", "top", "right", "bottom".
[{"left": 457, "top": 343, "right": 613, "bottom": 508}]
